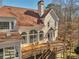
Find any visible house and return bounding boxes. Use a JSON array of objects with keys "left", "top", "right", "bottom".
[{"left": 0, "top": 0, "right": 59, "bottom": 59}]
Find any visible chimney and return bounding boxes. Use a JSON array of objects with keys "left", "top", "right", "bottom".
[{"left": 38, "top": 0, "right": 44, "bottom": 17}]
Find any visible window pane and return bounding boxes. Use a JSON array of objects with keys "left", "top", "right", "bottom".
[
  {"left": 39, "top": 34, "right": 43, "bottom": 40},
  {"left": 30, "top": 34, "right": 38, "bottom": 43},
  {"left": 29, "top": 30, "right": 38, "bottom": 43},
  {"left": 21, "top": 32, "right": 27, "bottom": 44},
  {"left": 0, "top": 22, "right": 9, "bottom": 29},
  {"left": 29, "top": 30, "right": 37, "bottom": 34},
  {"left": 48, "top": 22, "right": 50, "bottom": 27},
  {"left": 39, "top": 31, "right": 44, "bottom": 40},
  {"left": 30, "top": 35, "right": 33, "bottom": 43},
  {"left": 11, "top": 22, "right": 14, "bottom": 29},
  {"left": 33, "top": 35, "right": 37, "bottom": 42},
  {"left": 22, "top": 36, "right": 27, "bottom": 44},
  {"left": 21, "top": 32, "right": 27, "bottom": 35}
]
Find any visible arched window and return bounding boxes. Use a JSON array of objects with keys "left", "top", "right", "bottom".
[
  {"left": 29, "top": 30, "right": 38, "bottom": 43},
  {"left": 39, "top": 31, "right": 44, "bottom": 40},
  {"left": 21, "top": 32, "right": 27, "bottom": 44}
]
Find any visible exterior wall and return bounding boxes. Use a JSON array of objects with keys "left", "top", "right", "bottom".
[
  {"left": 0, "top": 6, "right": 59, "bottom": 59},
  {"left": 42, "top": 10, "right": 59, "bottom": 41},
  {"left": 0, "top": 40, "right": 21, "bottom": 59}
]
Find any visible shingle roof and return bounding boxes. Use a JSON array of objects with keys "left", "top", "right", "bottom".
[{"left": 0, "top": 6, "right": 44, "bottom": 26}]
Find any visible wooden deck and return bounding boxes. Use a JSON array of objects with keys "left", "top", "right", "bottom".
[
  {"left": 21, "top": 38, "right": 78, "bottom": 59},
  {"left": 21, "top": 40, "right": 69, "bottom": 59}
]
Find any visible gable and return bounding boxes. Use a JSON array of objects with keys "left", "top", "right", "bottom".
[
  {"left": 45, "top": 9, "right": 59, "bottom": 21},
  {"left": 43, "top": 9, "right": 59, "bottom": 26}
]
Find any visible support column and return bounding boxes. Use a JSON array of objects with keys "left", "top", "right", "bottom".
[
  {"left": 14, "top": 21, "right": 16, "bottom": 30},
  {"left": 38, "top": 31, "right": 40, "bottom": 42},
  {"left": 3, "top": 48, "right": 5, "bottom": 59},
  {"left": 9, "top": 22, "right": 12, "bottom": 30},
  {"left": 27, "top": 32, "right": 30, "bottom": 44},
  {"left": 19, "top": 42, "right": 22, "bottom": 59},
  {"left": 34, "top": 54, "right": 36, "bottom": 59}
]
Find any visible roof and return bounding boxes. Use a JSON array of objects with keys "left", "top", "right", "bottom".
[{"left": 0, "top": 6, "right": 44, "bottom": 26}]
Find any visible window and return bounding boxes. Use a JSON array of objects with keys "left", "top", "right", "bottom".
[
  {"left": 39, "top": 31, "right": 44, "bottom": 40},
  {"left": 29, "top": 30, "right": 38, "bottom": 43},
  {"left": 48, "top": 28, "right": 54, "bottom": 41},
  {"left": 0, "top": 22, "right": 15, "bottom": 30},
  {"left": 5, "top": 47, "right": 15, "bottom": 59},
  {"left": 0, "top": 49, "right": 3, "bottom": 59},
  {"left": 11, "top": 22, "right": 14, "bottom": 29},
  {"left": 0, "top": 22, "right": 9, "bottom": 29},
  {"left": 21, "top": 32, "right": 27, "bottom": 44},
  {"left": 48, "top": 22, "right": 50, "bottom": 27}
]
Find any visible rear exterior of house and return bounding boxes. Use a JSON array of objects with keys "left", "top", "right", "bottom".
[{"left": 0, "top": 0, "right": 59, "bottom": 59}]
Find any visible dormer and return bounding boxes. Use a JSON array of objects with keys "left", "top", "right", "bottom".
[{"left": 0, "top": 17, "right": 16, "bottom": 32}]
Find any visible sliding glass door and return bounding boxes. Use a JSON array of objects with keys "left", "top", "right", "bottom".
[{"left": 5, "top": 47, "right": 15, "bottom": 59}]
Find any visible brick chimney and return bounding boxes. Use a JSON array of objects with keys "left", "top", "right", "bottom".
[{"left": 38, "top": 0, "right": 44, "bottom": 17}]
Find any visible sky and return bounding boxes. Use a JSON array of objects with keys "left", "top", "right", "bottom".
[{"left": 3, "top": 0, "right": 51, "bottom": 9}]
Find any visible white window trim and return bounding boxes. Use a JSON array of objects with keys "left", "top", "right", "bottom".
[{"left": 0, "top": 21, "right": 15, "bottom": 32}]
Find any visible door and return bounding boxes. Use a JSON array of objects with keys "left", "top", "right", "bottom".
[{"left": 48, "top": 28, "right": 54, "bottom": 41}]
